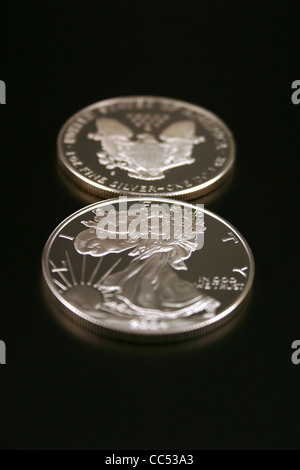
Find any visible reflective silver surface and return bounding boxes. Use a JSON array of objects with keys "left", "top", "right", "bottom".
[
  {"left": 42, "top": 198, "right": 254, "bottom": 342},
  {"left": 57, "top": 96, "right": 235, "bottom": 200}
]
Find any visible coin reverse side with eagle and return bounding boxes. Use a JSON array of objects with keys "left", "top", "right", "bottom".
[{"left": 57, "top": 96, "right": 235, "bottom": 200}]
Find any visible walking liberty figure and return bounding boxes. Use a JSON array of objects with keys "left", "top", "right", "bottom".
[{"left": 0, "top": 80, "right": 6, "bottom": 104}]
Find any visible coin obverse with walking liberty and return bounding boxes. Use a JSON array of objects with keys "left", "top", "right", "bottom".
[
  {"left": 57, "top": 96, "right": 235, "bottom": 200},
  {"left": 42, "top": 198, "right": 254, "bottom": 341}
]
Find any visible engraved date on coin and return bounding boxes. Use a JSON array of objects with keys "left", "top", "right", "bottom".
[{"left": 194, "top": 276, "right": 245, "bottom": 291}]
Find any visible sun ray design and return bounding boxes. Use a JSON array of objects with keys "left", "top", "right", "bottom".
[
  {"left": 65, "top": 250, "right": 77, "bottom": 286},
  {"left": 51, "top": 252, "right": 116, "bottom": 290},
  {"left": 53, "top": 278, "right": 68, "bottom": 291},
  {"left": 87, "top": 257, "right": 103, "bottom": 286},
  {"left": 50, "top": 251, "right": 124, "bottom": 313},
  {"left": 93, "top": 257, "right": 122, "bottom": 288},
  {"left": 80, "top": 255, "right": 86, "bottom": 285},
  {"left": 49, "top": 259, "right": 72, "bottom": 288}
]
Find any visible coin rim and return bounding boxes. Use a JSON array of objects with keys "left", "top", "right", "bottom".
[
  {"left": 42, "top": 197, "right": 254, "bottom": 341},
  {"left": 57, "top": 96, "right": 236, "bottom": 200}
]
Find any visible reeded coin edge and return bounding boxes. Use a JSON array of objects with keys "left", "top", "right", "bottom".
[
  {"left": 44, "top": 282, "right": 253, "bottom": 344},
  {"left": 41, "top": 197, "right": 254, "bottom": 342},
  {"left": 57, "top": 96, "right": 236, "bottom": 201}
]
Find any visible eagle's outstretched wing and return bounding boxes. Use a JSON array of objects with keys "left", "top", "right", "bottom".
[
  {"left": 160, "top": 120, "right": 201, "bottom": 142},
  {"left": 88, "top": 118, "right": 133, "bottom": 162}
]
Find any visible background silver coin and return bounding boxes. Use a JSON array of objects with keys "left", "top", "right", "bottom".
[
  {"left": 57, "top": 96, "right": 235, "bottom": 200},
  {"left": 42, "top": 198, "right": 254, "bottom": 342}
]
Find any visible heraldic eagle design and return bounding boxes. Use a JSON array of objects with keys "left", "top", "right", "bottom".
[{"left": 87, "top": 117, "right": 205, "bottom": 180}]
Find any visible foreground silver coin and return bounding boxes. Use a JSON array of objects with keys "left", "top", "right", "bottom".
[
  {"left": 42, "top": 198, "right": 254, "bottom": 342},
  {"left": 57, "top": 96, "right": 235, "bottom": 200}
]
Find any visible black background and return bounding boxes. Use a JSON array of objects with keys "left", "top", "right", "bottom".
[{"left": 0, "top": 1, "right": 299, "bottom": 450}]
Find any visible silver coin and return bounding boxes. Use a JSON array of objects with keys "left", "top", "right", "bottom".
[
  {"left": 57, "top": 96, "right": 235, "bottom": 200},
  {"left": 42, "top": 198, "right": 254, "bottom": 342}
]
